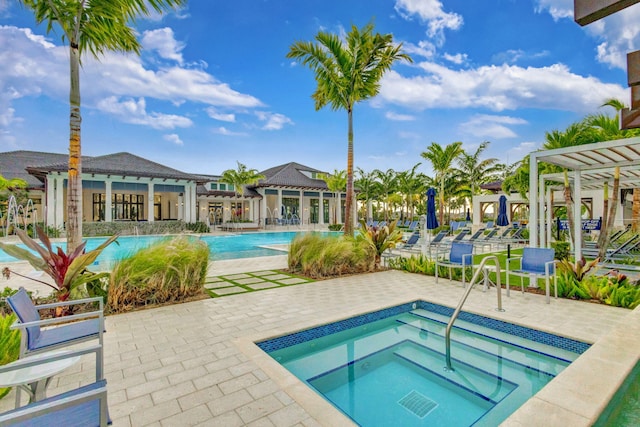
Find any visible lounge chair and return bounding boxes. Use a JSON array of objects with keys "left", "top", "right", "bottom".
[
  {"left": 408, "top": 220, "right": 418, "bottom": 231},
  {"left": 7, "top": 288, "right": 105, "bottom": 384},
  {"left": 583, "top": 234, "right": 640, "bottom": 262},
  {"left": 435, "top": 242, "right": 474, "bottom": 287},
  {"left": 506, "top": 247, "right": 557, "bottom": 304}
]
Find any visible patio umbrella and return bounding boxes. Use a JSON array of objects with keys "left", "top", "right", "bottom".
[
  {"left": 497, "top": 195, "right": 509, "bottom": 226},
  {"left": 466, "top": 208, "right": 471, "bottom": 222},
  {"left": 426, "top": 188, "right": 438, "bottom": 230}
]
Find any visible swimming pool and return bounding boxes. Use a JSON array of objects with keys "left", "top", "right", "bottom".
[
  {"left": 594, "top": 361, "right": 640, "bottom": 427},
  {"left": 258, "top": 300, "right": 589, "bottom": 426},
  {"left": 0, "top": 231, "right": 334, "bottom": 264}
]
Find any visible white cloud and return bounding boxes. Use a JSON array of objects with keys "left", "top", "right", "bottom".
[
  {"left": 443, "top": 52, "right": 467, "bottom": 65},
  {"left": 459, "top": 114, "right": 528, "bottom": 139},
  {"left": 255, "top": 111, "right": 293, "bottom": 130},
  {"left": 96, "top": 96, "right": 193, "bottom": 130},
  {"left": 163, "top": 133, "right": 183, "bottom": 145},
  {"left": 141, "top": 28, "right": 184, "bottom": 64},
  {"left": 0, "top": 25, "right": 266, "bottom": 138},
  {"left": 402, "top": 40, "right": 436, "bottom": 59},
  {"left": 379, "top": 62, "right": 628, "bottom": 114},
  {"left": 206, "top": 107, "right": 236, "bottom": 122},
  {"left": 385, "top": 111, "right": 415, "bottom": 121},
  {"left": 213, "top": 126, "right": 248, "bottom": 136},
  {"left": 394, "top": 0, "right": 463, "bottom": 43},
  {"left": 534, "top": 0, "right": 573, "bottom": 21}
]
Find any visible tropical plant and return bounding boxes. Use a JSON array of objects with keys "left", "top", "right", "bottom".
[
  {"left": 18, "top": 0, "right": 185, "bottom": 251},
  {"left": 355, "top": 168, "right": 380, "bottom": 221},
  {"left": 287, "top": 22, "right": 412, "bottom": 236},
  {"left": 0, "top": 227, "right": 116, "bottom": 303},
  {"left": 455, "top": 141, "right": 500, "bottom": 213},
  {"left": 557, "top": 257, "right": 600, "bottom": 282},
  {"left": 0, "top": 174, "right": 27, "bottom": 192},
  {"left": 0, "top": 313, "right": 20, "bottom": 399},
  {"left": 357, "top": 219, "right": 403, "bottom": 268},
  {"left": 319, "top": 170, "right": 347, "bottom": 224},
  {"left": 220, "top": 162, "right": 265, "bottom": 221},
  {"left": 108, "top": 236, "right": 209, "bottom": 313},
  {"left": 421, "top": 141, "right": 464, "bottom": 226},
  {"left": 288, "top": 233, "right": 375, "bottom": 278},
  {"left": 396, "top": 164, "right": 426, "bottom": 221}
]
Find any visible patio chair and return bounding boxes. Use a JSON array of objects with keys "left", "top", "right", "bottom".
[
  {"left": 582, "top": 234, "right": 640, "bottom": 262},
  {"left": 435, "top": 242, "right": 474, "bottom": 288},
  {"left": 7, "top": 288, "right": 105, "bottom": 382},
  {"left": 506, "top": 247, "right": 556, "bottom": 304},
  {"left": 0, "top": 376, "right": 109, "bottom": 427},
  {"left": 408, "top": 220, "right": 418, "bottom": 231},
  {"left": 399, "top": 231, "right": 421, "bottom": 249}
]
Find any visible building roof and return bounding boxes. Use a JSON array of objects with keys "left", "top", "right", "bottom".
[
  {"left": 256, "top": 162, "right": 329, "bottom": 189},
  {"left": 0, "top": 151, "right": 70, "bottom": 188},
  {"left": 26, "top": 152, "right": 198, "bottom": 182},
  {"left": 196, "top": 184, "right": 261, "bottom": 198},
  {"left": 479, "top": 181, "right": 503, "bottom": 193}
]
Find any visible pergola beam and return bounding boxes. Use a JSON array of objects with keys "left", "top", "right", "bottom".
[{"left": 574, "top": 0, "right": 640, "bottom": 26}]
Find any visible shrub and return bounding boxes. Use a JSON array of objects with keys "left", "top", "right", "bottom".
[
  {"left": 288, "top": 233, "right": 374, "bottom": 278},
  {"left": 551, "top": 241, "right": 570, "bottom": 261},
  {"left": 83, "top": 220, "right": 187, "bottom": 237},
  {"left": 328, "top": 224, "right": 343, "bottom": 231},
  {"left": 185, "top": 222, "right": 210, "bottom": 233},
  {"left": 0, "top": 313, "right": 20, "bottom": 399},
  {"left": 108, "top": 236, "right": 209, "bottom": 313},
  {"left": 357, "top": 220, "right": 403, "bottom": 269}
]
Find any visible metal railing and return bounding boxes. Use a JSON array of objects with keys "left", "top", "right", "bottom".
[{"left": 444, "top": 255, "right": 503, "bottom": 371}]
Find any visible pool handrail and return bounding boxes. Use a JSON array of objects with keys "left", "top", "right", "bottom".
[{"left": 445, "top": 255, "right": 503, "bottom": 372}]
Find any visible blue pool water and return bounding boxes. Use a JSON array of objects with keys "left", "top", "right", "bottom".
[
  {"left": 258, "top": 301, "right": 589, "bottom": 427},
  {"left": 0, "top": 231, "right": 333, "bottom": 263}
]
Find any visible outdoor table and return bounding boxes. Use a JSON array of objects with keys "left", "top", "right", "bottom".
[{"left": 0, "top": 350, "right": 81, "bottom": 407}]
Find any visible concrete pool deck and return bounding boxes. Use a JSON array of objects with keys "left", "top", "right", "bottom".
[{"left": 1, "top": 263, "right": 638, "bottom": 426}]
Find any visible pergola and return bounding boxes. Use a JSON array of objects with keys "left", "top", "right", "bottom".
[{"left": 528, "top": 137, "right": 640, "bottom": 260}]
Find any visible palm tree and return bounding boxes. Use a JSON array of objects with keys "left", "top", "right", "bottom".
[
  {"left": 0, "top": 174, "right": 27, "bottom": 191},
  {"left": 220, "top": 162, "right": 265, "bottom": 221},
  {"left": 373, "top": 169, "right": 398, "bottom": 221},
  {"left": 320, "top": 170, "right": 347, "bottom": 224},
  {"left": 421, "top": 142, "right": 464, "bottom": 226},
  {"left": 287, "top": 22, "right": 412, "bottom": 236},
  {"left": 396, "top": 164, "right": 424, "bottom": 220},
  {"left": 19, "top": 0, "right": 185, "bottom": 251},
  {"left": 355, "top": 168, "right": 380, "bottom": 222}
]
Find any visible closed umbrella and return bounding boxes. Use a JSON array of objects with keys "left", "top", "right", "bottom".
[
  {"left": 497, "top": 195, "right": 509, "bottom": 226},
  {"left": 426, "top": 188, "right": 438, "bottom": 230},
  {"left": 466, "top": 208, "right": 471, "bottom": 222}
]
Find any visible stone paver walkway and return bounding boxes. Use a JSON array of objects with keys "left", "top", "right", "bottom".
[
  {"left": 204, "top": 271, "right": 313, "bottom": 298},
  {"left": 1, "top": 268, "right": 638, "bottom": 426}
]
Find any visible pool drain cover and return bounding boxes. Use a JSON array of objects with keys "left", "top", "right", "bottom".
[{"left": 398, "top": 390, "right": 438, "bottom": 418}]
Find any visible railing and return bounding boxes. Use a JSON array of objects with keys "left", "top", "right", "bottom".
[{"left": 444, "top": 255, "right": 503, "bottom": 372}]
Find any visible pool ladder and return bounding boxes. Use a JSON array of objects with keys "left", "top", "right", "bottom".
[{"left": 444, "top": 255, "right": 503, "bottom": 372}]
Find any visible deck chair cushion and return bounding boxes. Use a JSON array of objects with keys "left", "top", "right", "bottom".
[
  {"left": 0, "top": 380, "right": 109, "bottom": 427},
  {"left": 7, "top": 288, "right": 41, "bottom": 349}
]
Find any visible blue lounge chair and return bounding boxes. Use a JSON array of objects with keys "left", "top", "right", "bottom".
[
  {"left": 435, "top": 242, "right": 474, "bottom": 287},
  {"left": 7, "top": 288, "right": 105, "bottom": 382},
  {"left": 506, "top": 247, "right": 556, "bottom": 303}
]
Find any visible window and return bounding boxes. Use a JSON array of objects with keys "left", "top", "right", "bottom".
[
  {"left": 113, "top": 193, "right": 144, "bottom": 221},
  {"left": 210, "top": 183, "right": 218, "bottom": 190},
  {"left": 92, "top": 194, "right": 105, "bottom": 221},
  {"left": 219, "top": 183, "right": 226, "bottom": 191}
]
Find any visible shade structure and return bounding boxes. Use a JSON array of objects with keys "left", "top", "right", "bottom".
[
  {"left": 466, "top": 208, "right": 471, "bottom": 221},
  {"left": 496, "top": 195, "right": 509, "bottom": 226},
  {"left": 426, "top": 188, "right": 439, "bottom": 230}
]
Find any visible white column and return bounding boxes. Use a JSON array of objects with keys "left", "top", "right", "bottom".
[
  {"left": 177, "top": 194, "right": 184, "bottom": 220},
  {"left": 319, "top": 192, "right": 324, "bottom": 225},
  {"left": 277, "top": 189, "right": 283, "bottom": 219},
  {"left": 299, "top": 191, "right": 304, "bottom": 223},
  {"left": 190, "top": 184, "right": 197, "bottom": 222},
  {"left": 336, "top": 194, "right": 342, "bottom": 224},
  {"left": 539, "top": 175, "right": 546, "bottom": 248},
  {"left": 574, "top": 170, "right": 582, "bottom": 260},
  {"left": 55, "top": 176, "right": 64, "bottom": 230},
  {"left": 105, "top": 180, "right": 112, "bottom": 222},
  {"left": 45, "top": 176, "right": 55, "bottom": 227},
  {"left": 529, "top": 153, "right": 538, "bottom": 247},
  {"left": 259, "top": 190, "right": 267, "bottom": 226},
  {"left": 546, "top": 186, "right": 552, "bottom": 247},
  {"left": 147, "top": 183, "right": 154, "bottom": 222}
]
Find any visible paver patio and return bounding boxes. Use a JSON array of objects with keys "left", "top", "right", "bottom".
[{"left": 1, "top": 266, "right": 638, "bottom": 426}]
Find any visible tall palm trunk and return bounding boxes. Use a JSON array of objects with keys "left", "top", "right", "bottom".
[
  {"left": 439, "top": 178, "right": 445, "bottom": 226},
  {"left": 632, "top": 188, "right": 640, "bottom": 232},
  {"left": 344, "top": 108, "right": 354, "bottom": 235},
  {"left": 563, "top": 170, "right": 575, "bottom": 247},
  {"left": 598, "top": 167, "right": 620, "bottom": 260},
  {"left": 67, "top": 41, "right": 83, "bottom": 252}
]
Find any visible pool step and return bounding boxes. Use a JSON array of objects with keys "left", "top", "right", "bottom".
[
  {"left": 407, "top": 309, "right": 579, "bottom": 362},
  {"left": 393, "top": 340, "right": 516, "bottom": 405},
  {"left": 394, "top": 315, "right": 566, "bottom": 378}
]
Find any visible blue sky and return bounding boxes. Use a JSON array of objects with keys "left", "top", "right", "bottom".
[{"left": 0, "top": 0, "right": 637, "bottom": 178}]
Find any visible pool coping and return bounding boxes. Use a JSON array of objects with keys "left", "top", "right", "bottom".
[{"left": 235, "top": 295, "right": 640, "bottom": 427}]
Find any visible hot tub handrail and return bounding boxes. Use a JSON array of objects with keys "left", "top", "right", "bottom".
[{"left": 445, "top": 255, "right": 503, "bottom": 372}]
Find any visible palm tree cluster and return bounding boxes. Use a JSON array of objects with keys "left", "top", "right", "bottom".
[{"left": 354, "top": 141, "right": 504, "bottom": 225}]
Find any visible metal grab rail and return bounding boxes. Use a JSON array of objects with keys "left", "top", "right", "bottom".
[{"left": 445, "top": 255, "right": 503, "bottom": 372}]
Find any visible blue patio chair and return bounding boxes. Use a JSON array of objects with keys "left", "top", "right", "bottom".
[
  {"left": 486, "top": 221, "right": 494, "bottom": 229},
  {"left": 0, "top": 378, "right": 109, "bottom": 427},
  {"left": 403, "top": 219, "right": 410, "bottom": 227},
  {"left": 408, "top": 220, "right": 418, "bottom": 231},
  {"left": 506, "top": 247, "right": 556, "bottom": 303},
  {"left": 435, "top": 242, "right": 474, "bottom": 288},
  {"left": 7, "top": 288, "right": 105, "bottom": 383},
  {"left": 399, "top": 231, "right": 421, "bottom": 250}
]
